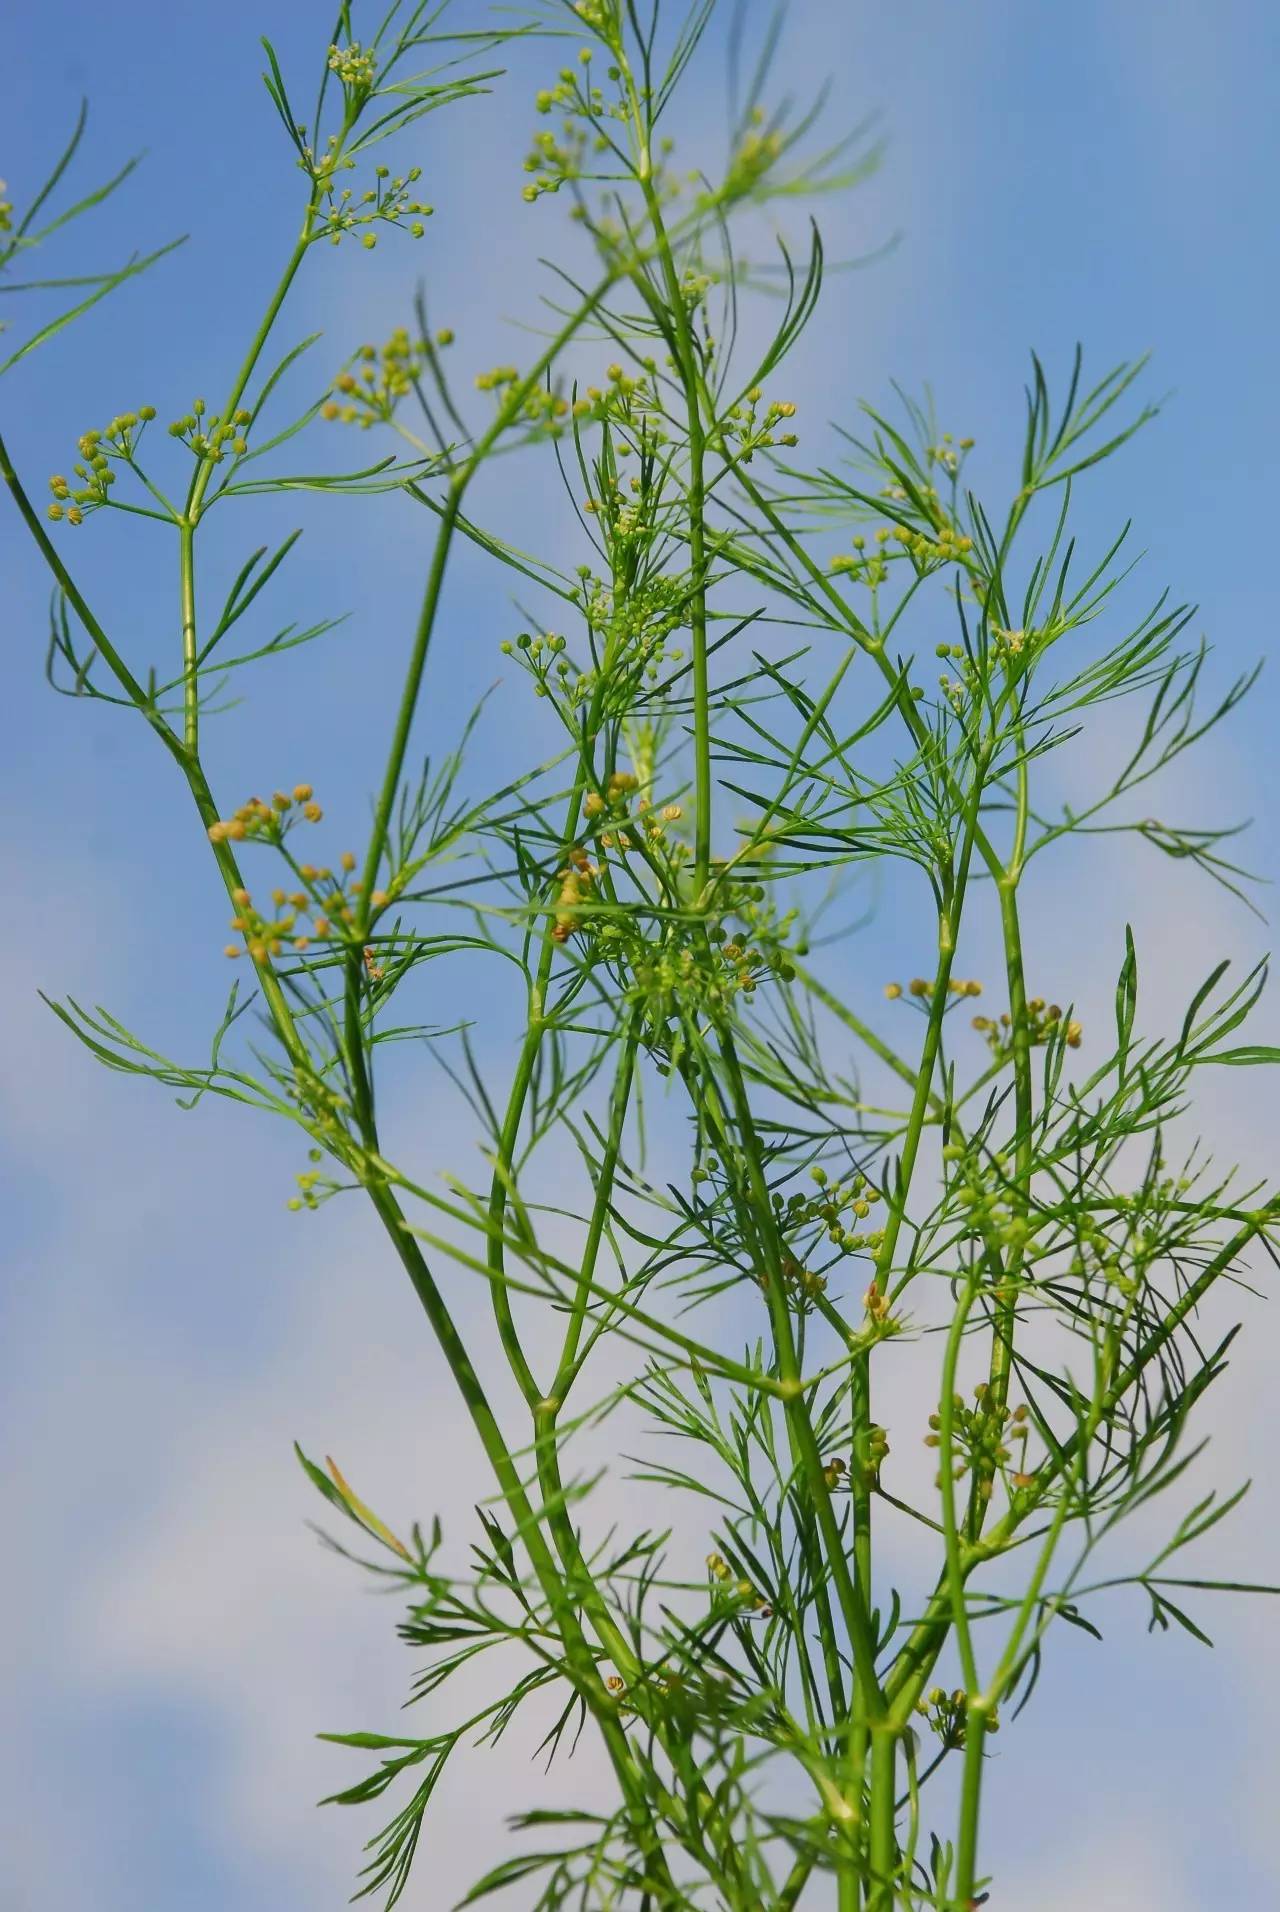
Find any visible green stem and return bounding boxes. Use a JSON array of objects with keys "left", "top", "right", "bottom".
[
  {"left": 953, "top": 1708, "right": 988, "bottom": 1906},
  {"left": 637, "top": 171, "right": 712, "bottom": 896},
  {"left": 363, "top": 1174, "right": 675, "bottom": 1894},
  {"left": 937, "top": 1276, "right": 982, "bottom": 1694},
  {"left": 358, "top": 487, "right": 461, "bottom": 910},
  {"left": 179, "top": 518, "right": 198, "bottom": 752},
  {"left": 184, "top": 217, "right": 316, "bottom": 527},
  {"left": 987, "top": 755, "right": 1032, "bottom": 1418},
  {"left": 867, "top": 1725, "right": 900, "bottom": 1912}
]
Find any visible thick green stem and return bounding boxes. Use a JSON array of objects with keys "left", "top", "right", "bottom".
[
  {"left": 953, "top": 1708, "right": 988, "bottom": 1906},
  {"left": 867, "top": 1725, "right": 900, "bottom": 1911}
]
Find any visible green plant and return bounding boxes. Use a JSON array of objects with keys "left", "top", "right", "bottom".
[{"left": 4, "top": 3, "right": 1277, "bottom": 1906}]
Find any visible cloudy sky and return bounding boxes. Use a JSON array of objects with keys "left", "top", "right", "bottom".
[{"left": 3, "top": 1, "right": 1279, "bottom": 1907}]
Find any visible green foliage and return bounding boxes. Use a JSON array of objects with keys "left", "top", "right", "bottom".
[{"left": 4, "top": 3, "right": 1277, "bottom": 1908}]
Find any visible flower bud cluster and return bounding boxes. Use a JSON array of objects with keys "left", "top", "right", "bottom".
[
  {"left": 706, "top": 1552, "right": 772, "bottom": 1618},
  {"left": 323, "top": 327, "right": 446, "bottom": 428},
  {"left": 572, "top": 569, "right": 687, "bottom": 699},
  {"left": 46, "top": 407, "right": 158, "bottom": 524},
  {"left": 551, "top": 845, "right": 601, "bottom": 944},
  {"left": 167, "top": 398, "right": 252, "bottom": 464},
  {"left": 287, "top": 1147, "right": 334, "bottom": 1213},
  {"left": 572, "top": 0, "right": 618, "bottom": 34},
  {"left": 207, "top": 783, "right": 323, "bottom": 846},
  {"left": 1066, "top": 1217, "right": 1146, "bottom": 1300},
  {"left": 313, "top": 156, "right": 432, "bottom": 248},
  {"left": 770, "top": 1162, "right": 886, "bottom": 1260},
  {"left": 925, "top": 432, "right": 975, "bottom": 476},
  {"left": 522, "top": 118, "right": 587, "bottom": 202},
  {"left": 287, "top": 1062, "right": 352, "bottom": 1144},
  {"left": 717, "top": 388, "right": 799, "bottom": 462},
  {"left": 913, "top": 1686, "right": 999, "bottom": 1748},
  {"left": 885, "top": 975, "right": 983, "bottom": 1006},
  {"left": 756, "top": 1254, "right": 828, "bottom": 1308},
  {"left": 939, "top": 1142, "right": 1038, "bottom": 1258},
  {"left": 207, "top": 787, "right": 393, "bottom": 962},
  {"left": 326, "top": 41, "right": 377, "bottom": 93},
  {"left": 619, "top": 919, "right": 789, "bottom": 1029},
  {"left": 829, "top": 517, "right": 974, "bottom": 586},
  {"left": 925, "top": 1384, "right": 1030, "bottom": 1501},
  {"left": 971, "top": 995, "right": 1082, "bottom": 1058},
  {"left": 524, "top": 17, "right": 633, "bottom": 201},
  {"left": 722, "top": 110, "right": 784, "bottom": 200},
  {"left": 823, "top": 1423, "right": 890, "bottom": 1492}
]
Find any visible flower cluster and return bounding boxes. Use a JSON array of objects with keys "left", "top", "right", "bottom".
[
  {"left": 46, "top": 407, "right": 158, "bottom": 524},
  {"left": 577, "top": 358, "right": 664, "bottom": 426},
  {"left": 287, "top": 1061, "right": 353, "bottom": 1145},
  {"left": 971, "top": 995, "right": 1082, "bottom": 1058},
  {"left": 327, "top": 40, "right": 377, "bottom": 93},
  {"left": 313, "top": 159, "right": 432, "bottom": 248},
  {"left": 861, "top": 1274, "right": 897, "bottom": 1331},
  {"left": 829, "top": 515, "right": 976, "bottom": 588},
  {"left": 885, "top": 975, "right": 983, "bottom": 1007},
  {"left": 574, "top": 567, "right": 688, "bottom": 696},
  {"left": 719, "top": 388, "right": 799, "bottom": 462},
  {"left": 913, "top": 1686, "right": 1000, "bottom": 1748},
  {"left": 719, "top": 110, "right": 784, "bottom": 202},
  {"left": 522, "top": 118, "right": 588, "bottom": 203},
  {"left": 0, "top": 180, "right": 11, "bottom": 235},
  {"left": 990, "top": 622, "right": 1033, "bottom": 661},
  {"left": 322, "top": 327, "right": 448, "bottom": 428},
  {"left": 166, "top": 396, "right": 253, "bottom": 464},
  {"left": 223, "top": 882, "right": 313, "bottom": 964},
  {"left": 207, "top": 783, "right": 323, "bottom": 845},
  {"left": 822, "top": 1422, "right": 890, "bottom": 1492},
  {"left": 572, "top": 0, "right": 619, "bottom": 34},
  {"left": 926, "top": 432, "right": 975, "bottom": 476},
  {"left": 756, "top": 1253, "right": 829, "bottom": 1308},
  {"left": 939, "top": 1143, "right": 1038, "bottom": 1257},
  {"left": 214, "top": 818, "right": 394, "bottom": 966},
  {"left": 771, "top": 1162, "right": 887, "bottom": 1259},
  {"left": 925, "top": 1384, "right": 1030, "bottom": 1501},
  {"left": 861, "top": 1421, "right": 891, "bottom": 1486},
  {"left": 706, "top": 1551, "right": 772, "bottom": 1618},
  {"left": 930, "top": 619, "right": 1040, "bottom": 712},
  {"left": 550, "top": 846, "right": 601, "bottom": 944},
  {"left": 287, "top": 1148, "right": 335, "bottom": 1213}
]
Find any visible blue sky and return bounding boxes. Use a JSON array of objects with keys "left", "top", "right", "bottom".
[{"left": 3, "top": 2, "right": 1279, "bottom": 1907}]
